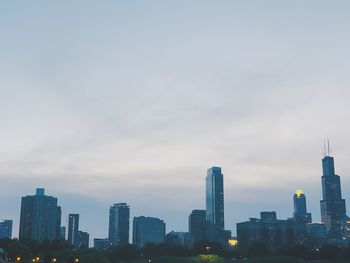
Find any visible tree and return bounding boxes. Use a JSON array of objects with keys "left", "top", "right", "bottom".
[
  {"left": 246, "top": 241, "right": 270, "bottom": 257},
  {"left": 6, "top": 242, "right": 32, "bottom": 261}
]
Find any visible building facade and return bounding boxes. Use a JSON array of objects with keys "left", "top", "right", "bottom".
[
  {"left": 293, "top": 190, "right": 312, "bottom": 223},
  {"left": 109, "top": 203, "right": 130, "bottom": 246},
  {"left": 132, "top": 216, "right": 165, "bottom": 247},
  {"left": 68, "top": 214, "right": 80, "bottom": 248},
  {"left": 0, "top": 220, "right": 13, "bottom": 239},
  {"left": 78, "top": 231, "right": 89, "bottom": 248},
  {"left": 320, "top": 155, "right": 346, "bottom": 238},
  {"left": 19, "top": 188, "right": 61, "bottom": 241},
  {"left": 237, "top": 211, "right": 307, "bottom": 251},
  {"left": 94, "top": 238, "right": 110, "bottom": 250},
  {"left": 206, "top": 167, "right": 225, "bottom": 243},
  {"left": 189, "top": 209, "right": 207, "bottom": 242}
]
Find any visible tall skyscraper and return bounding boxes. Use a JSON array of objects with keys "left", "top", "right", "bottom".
[
  {"left": 60, "top": 226, "right": 66, "bottom": 240},
  {"left": 189, "top": 210, "right": 207, "bottom": 242},
  {"left": 293, "top": 190, "right": 312, "bottom": 223},
  {"left": 0, "top": 220, "right": 13, "bottom": 239},
  {"left": 109, "top": 203, "right": 130, "bottom": 246},
  {"left": 19, "top": 188, "right": 61, "bottom": 241},
  {"left": 320, "top": 153, "right": 346, "bottom": 237},
  {"left": 68, "top": 214, "right": 80, "bottom": 248},
  {"left": 206, "top": 167, "right": 224, "bottom": 243},
  {"left": 132, "top": 216, "right": 166, "bottom": 247}
]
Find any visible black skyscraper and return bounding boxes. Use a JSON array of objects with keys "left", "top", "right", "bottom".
[
  {"left": 68, "top": 214, "right": 80, "bottom": 248},
  {"left": 189, "top": 210, "right": 206, "bottom": 242},
  {"left": 320, "top": 154, "right": 346, "bottom": 237},
  {"left": 19, "top": 188, "right": 61, "bottom": 241},
  {"left": 293, "top": 190, "right": 312, "bottom": 223}
]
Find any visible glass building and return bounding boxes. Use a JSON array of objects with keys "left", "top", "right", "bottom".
[
  {"left": 0, "top": 220, "right": 13, "bottom": 239},
  {"left": 19, "top": 188, "right": 61, "bottom": 241},
  {"left": 320, "top": 155, "right": 346, "bottom": 237},
  {"left": 206, "top": 167, "right": 224, "bottom": 243},
  {"left": 293, "top": 190, "right": 312, "bottom": 223},
  {"left": 108, "top": 203, "right": 130, "bottom": 246},
  {"left": 68, "top": 214, "right": 80, "bottom": 248},
  {"left": 189, "top": 209, "right": 206, "bottom": 242},
  {"left": 132, "top": 216, "right": 166, "bottom": 247}
]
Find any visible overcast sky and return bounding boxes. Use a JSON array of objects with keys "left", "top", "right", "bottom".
[{"left": 1, "top": 1, "right": 350, "bottom": 243}]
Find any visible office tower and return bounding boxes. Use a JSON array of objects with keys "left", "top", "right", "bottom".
[
  {"left": 293, "top": 190, "right": 312, "bottom": 223},
  {"left": 60, "top": 226, "right": 66, "bottom": 240},
  {"left": 189, "top": 210, "right": 206, "bottom": 242},
  {"left": 320, "top": 153, "right": 346, "bottom": 237},
  {"left": 19, "top": 188, "right": 61, "bottom": 241},
  {"left": 68, "top": 214, "right": 80, "bottom": 248},
  {"left": 78, "top": 231, "right": 89, "bottom": 248},
  {"left": 237, "top": 211, "right": 307, "bottom": 251},
  {"left": 0, "top": 220, "right": 13, "bottom": 239},
  {"left": 206, "top": 167, "right": 224, "bottom": 243},
  {"left": 132, "top": 216, "right": 165, "bottom": 247},
  {"left": 109, "top": 203, "right": 130, "bottom": 246},
  {"left": 94, "top": 238, "right": 110, "bottom": 249}
]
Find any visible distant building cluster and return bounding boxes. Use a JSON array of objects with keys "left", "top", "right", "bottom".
[{"left": 1, "top": 146, "right": 350, "bottom": 251}]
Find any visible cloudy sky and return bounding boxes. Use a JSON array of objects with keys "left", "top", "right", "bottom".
[{"left": 1, "top": 1, "right": 350, "bottom": 242}]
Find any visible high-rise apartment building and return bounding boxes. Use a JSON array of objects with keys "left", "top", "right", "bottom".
[
  {"left": 68, "top": 214, "right": 80, "bottom": 248},
  {"left": 189, "top": 209, "right": 206, "bottom": 242},
  {"left": 320, "top": 154, "right": 346, "bottom": 237},
  {"left": 109, "top": 203, "right": 130, "bottom": 246},
  {"left": 132, "top": 216, "right": 166, "bottom": 247},
  {"left": 19, "top": 188, "right": 61, "bottom": 241},
  {"left": 0, "top": 220, "right": 13, "bottom": 239},
  {"left": 206, "top": 167, "right": 225, "bottom": 243},
  {"left": 293, "top": 190, "right": 312, "bottom": 223}
]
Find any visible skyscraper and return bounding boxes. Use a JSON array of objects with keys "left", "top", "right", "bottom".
[
  {"left": 77, "top": 231, "right": 89, "bottom": 248},
  {"left": 68, "top": 214, "right": 80, "bottom": 248},
  {"left": 293, "top": 190, "right": 312, "bottom": 223},
  {"left": 320, "top": 154, "right": 346, "bottom": 237},
  {"left": 132, "top": 216, "right": 166, "bottom": 247},
  {"left": 0, "top": 220, "right": 13, "bottom": 239},
  {"left": 206, "top": 167, "right": 224, "bottom": 243},
  {"left": 109, "top": 203, "right": 130, "bottom": 246},
  {"left": 189, "top": 210, "right": 206, "bottom": 242},
  {"left": 19, "top": 188, "right": 61, "bottom": 241}
]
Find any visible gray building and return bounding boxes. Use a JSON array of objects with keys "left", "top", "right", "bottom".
[
  {"left": 292, "top": 190, "right": 312, "bottom": 223},
  {"left": 109, "top": 203, "right": 130, "bottom": 246},
  {"left": 19, "top": 188, "right": 61, "bottom": 241},
  {"left": 68, "top": 214, "right": 79, "bottom": 248},
  {"left": 78, "top": 231, "right": 89, "bottom": 248},
  {"left": 306, "top": 223, "right": 327, "bottom": 249},
  {"left": 0, "top": 220, "right": 13, "bottom": 239},
  {"left": 206, "top": 167, "right": 225, "bottom": 243},
  {"left": 60, "top": 226, "right": 66, "bottom": 240},
  {"left": 94, "top": 238, "right": 110, "bottom": 250},
  {"left": 132, "top": 216, "right": 165, "bottom": 247},
  {"left": 189, "top": 209, "right": 206, "bottom": 242},
  {"left": 320, "top": 154, "right": 346, "bottom": 238},
  {"left": 165, "top": 231, "right": 194, "bottom": 248},
  {"left": 237, "top": 211, "right": 307, "bottom": 251}
]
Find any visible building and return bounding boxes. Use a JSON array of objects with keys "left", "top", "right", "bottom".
[
  {"left": 237, "top": 211, "right": 307, "bottom": 251},
  {"left": 0, "top": 220, "right": 13, "bottom": 239},
  {"left": 78, "top": 231, "right": 89, "bottom": 248},
  {"left": 320, "top": 153, "right": 346, "bottom": 238},
  {"left": 109, "top": 203, "right": 130, "bottom": 246},
  {"left": 292, "top": 190, "right": 312, "bottom": 223},
  {"left": 94, "top": 238, "right": 110, "bottom": 250},
  {"left": 60, "top": 226, "right": 66, "bottom": 240},
  {"left": 206, "top": 167, "right": 225, "bottom": 243},
  {"left": 132, "top": 216, "right": 165, "bottom": 247},
  {"left": 68, "top": 214, "right": 80, "bottom": 248},
  {"left": 165, "top": 231, "right": 194, "bottom": 248},
  {"left": 19, "top": 188, "right": 61, "bottom": 241},
  {"left": 306, "top": 223, "right": 327, "bottom": 249},
  {"left": 189, "top": 210, "right": 206, "bottom": 242}
]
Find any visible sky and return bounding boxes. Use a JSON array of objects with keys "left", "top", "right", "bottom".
[{"left": 1, "top": 0, "right": 350, "bottom": 243}]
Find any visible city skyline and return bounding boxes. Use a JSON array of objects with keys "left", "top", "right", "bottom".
[{"left": 1, "top": 1, "right": 350, "bottom": 244}]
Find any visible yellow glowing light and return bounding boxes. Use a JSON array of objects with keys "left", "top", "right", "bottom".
[
  {"left": 16, "top": 257, "right": 21, "bottom": 261},
  {"left": 228, "top": 239, "right": 238, "bottom": 247},
  {"left": 295, "top": 189, "right": 303, "bottom": 197}
]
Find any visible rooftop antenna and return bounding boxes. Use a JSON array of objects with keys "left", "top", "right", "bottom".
[
  {"left": 324, "top": 138, "right": 331, "bottom": 156},
  {"left": 327, "top": 139, "right": 331, "bottom": 156}
]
